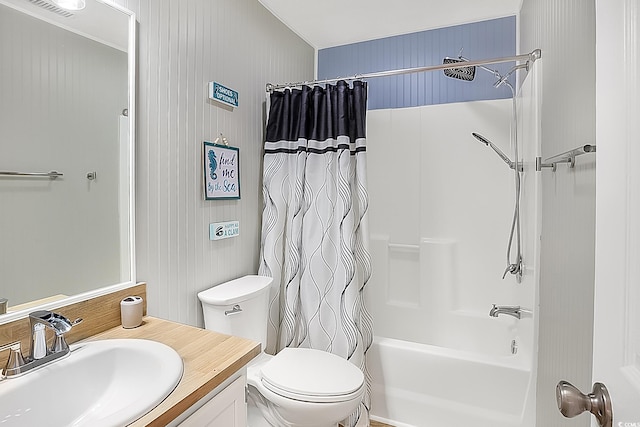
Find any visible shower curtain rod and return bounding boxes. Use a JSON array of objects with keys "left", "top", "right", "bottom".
[{"left": 266, "top": 49, "right": 541, "bottom": 92}]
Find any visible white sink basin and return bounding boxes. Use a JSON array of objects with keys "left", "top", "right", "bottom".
[{"left": 0, "top": 339, "right": 183, "bottom": 426}]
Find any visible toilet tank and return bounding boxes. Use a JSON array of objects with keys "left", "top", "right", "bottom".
[{"left": 197, "top": 275, "right": 273, "bottom": 347}]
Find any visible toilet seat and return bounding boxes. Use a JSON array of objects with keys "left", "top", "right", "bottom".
[{"left": 259, "top": 348, "right": 364, "bottom": 403}]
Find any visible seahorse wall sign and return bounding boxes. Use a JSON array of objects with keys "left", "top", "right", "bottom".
[
  {"left": 203, "top": 141, "right": 240, "bottom": 200},
  {"left": 208, "top": 150, "right": 218, "bottom": 180}
]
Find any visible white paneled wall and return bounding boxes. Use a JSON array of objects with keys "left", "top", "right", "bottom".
[
  {"left": 516, "top": 63, "right": 542, "bottom": 425},
  {"left": 113, "top": 0, "right": 314, "bottom": 326},
  {"left": 520, "top": 1, "right": 597, "bottom": 426}
]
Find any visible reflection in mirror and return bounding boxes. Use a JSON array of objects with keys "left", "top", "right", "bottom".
[{"left": 0, "top": 0, "right": 134, "bottom": 318}]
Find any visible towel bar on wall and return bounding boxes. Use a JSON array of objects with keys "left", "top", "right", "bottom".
[
  {"left": 536, "top": 144, "right": 596, "bottom": 172},
  {"left": 0, "top": 170, "right": 63, "bottom": 179}
]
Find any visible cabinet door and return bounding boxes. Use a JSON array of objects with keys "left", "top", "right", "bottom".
[{"left": 179, "top": 376, "right": 247, "bottom": 427}]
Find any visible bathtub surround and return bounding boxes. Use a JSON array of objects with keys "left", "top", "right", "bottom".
[
  {"left": 364, "top": 70, "right": 541, "bottom": 424},
  {"left": 259, "top": 81, "right": 373, "bottom": 427}
]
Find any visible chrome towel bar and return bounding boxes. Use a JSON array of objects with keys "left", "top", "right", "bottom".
[
  {"left": 0, "top": 170, "right": 63, "bottom": 179},
  {"left": 536, "top": 144, "right": 596, "bottom": 172}
]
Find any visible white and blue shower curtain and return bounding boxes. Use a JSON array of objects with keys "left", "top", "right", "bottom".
[{"left": 258, "top": 80, "right": 373, "bottom": 426}]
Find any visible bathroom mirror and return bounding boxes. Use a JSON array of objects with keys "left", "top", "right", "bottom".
[{"left": 0, "top": 0, "right": 135, "bottom": 321}]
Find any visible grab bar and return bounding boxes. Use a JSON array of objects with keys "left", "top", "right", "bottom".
[
  {"left": 0, "top": 170, "right": 63, "bottom": 179},
  {"left": 536, "top": 144, "right": 596, "bottom": 171}
]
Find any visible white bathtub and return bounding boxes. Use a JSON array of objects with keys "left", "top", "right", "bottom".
[{"left": 368, "top": 337, "right": 534, "bottom": 427}]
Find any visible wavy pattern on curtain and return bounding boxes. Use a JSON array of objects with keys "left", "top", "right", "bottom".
[{"left": 259, "top": 80, "right": 373, "bottom": 426}]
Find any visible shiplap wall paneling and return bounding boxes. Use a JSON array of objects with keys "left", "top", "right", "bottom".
[
  {"left": 520, "top": 1, "right": 597, "bottom": 426},
  {"left": 122, "top": 0, "right": 314, "bottom": 326}
]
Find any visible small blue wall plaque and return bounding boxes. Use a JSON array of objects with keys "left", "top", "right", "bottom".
[{"left": 209, "top": 82, "right": 238, "bottom": 108}]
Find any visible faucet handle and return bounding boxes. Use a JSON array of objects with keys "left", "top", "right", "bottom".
[
  {"left": 51, "top": 335, "right": 69, "bottom": 353},
  {"left": 0, "top": 341, "right": 25, "bottom": 377},
  {"left": 50, "top": 317, "right": 82, "bottom": 353}
]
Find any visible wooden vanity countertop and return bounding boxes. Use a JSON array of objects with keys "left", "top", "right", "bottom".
[{"left": 87, "top": 316, "right": 260, "bottom": 427}]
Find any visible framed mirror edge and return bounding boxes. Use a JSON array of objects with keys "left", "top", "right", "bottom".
[
  {"left": 0, "top": 281, "right": 139, "bottom": 325},
  {"left": 0, "top": 0, "right": 137, "bottom": 326}
]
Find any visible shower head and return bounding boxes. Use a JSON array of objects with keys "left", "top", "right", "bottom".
[
  {"left": 471, "top": 132, "right": 491, "bottom": 146},
  {"left": 443, "top": 57, "right": 476, "bottom": 81},
  {"left": 472, "top": 132, "right": 516, "bottom": 170},
  {"left": 443, "top": 50, "right": 506, "bottom": 84}
]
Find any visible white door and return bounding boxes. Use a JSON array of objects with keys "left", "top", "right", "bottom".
[{"left": 593, "top": 0, "right": 640, "bottom": 424}]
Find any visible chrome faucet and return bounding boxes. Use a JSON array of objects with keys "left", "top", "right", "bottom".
[
  {"left": 0, "top": 310, "right": 82, "bottom": 378},
  {"left": 29, "top": 310, "right": 82, "bottom": 355},
  {"left": 489, "top": 304, "right": 521, "bottom": 319}
]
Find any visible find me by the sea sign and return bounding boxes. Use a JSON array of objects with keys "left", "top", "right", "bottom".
[
  {"left": 208, "top": 81, "right": 239, "bottom": 108},
  {"left": 203, "top": 141, "right": 240, "bottom": 200}
]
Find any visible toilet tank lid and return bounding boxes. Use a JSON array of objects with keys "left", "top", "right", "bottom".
[{"left": 198, "top": 275, "right": 273, "bottom": 305}]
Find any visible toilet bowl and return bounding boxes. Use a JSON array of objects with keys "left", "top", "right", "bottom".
[
  {"left": 198, "top": 275, "right": 365, "bottom": 427},
  {"left": 247, "top": 350, "right": 364, "bottom": 427}
]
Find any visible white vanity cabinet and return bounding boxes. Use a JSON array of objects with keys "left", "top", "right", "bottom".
[{"left": 173, "top": 372, "right": 247, "bottom": 427}]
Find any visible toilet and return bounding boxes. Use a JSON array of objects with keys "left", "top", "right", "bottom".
[{"left": 198, "top": 275, "right": 365, "bottom": 427}]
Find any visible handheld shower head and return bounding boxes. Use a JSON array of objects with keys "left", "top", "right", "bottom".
[
  {"left": 471, "top": 132, "right": 491, "bottom": 146},
  {"left": 472, "top": 132, "right": 516, "bottom": 170}
]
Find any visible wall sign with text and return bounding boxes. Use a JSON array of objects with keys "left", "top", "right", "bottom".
[
  {"left": 208, "top": 82, "right": 238, "bottom": 108},
  {"left": 209, "top": 221, "right": 240, "bottom": 241},
  {"left": 203, "top": 142, "right": 240, "bottom": 200}
]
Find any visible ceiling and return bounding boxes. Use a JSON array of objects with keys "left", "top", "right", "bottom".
[
  {"left": 0, "top": 0, "right": 129, "bottom": 51},
  {"left": 258, "top": 0, "right": 522, "bottom": 50}
]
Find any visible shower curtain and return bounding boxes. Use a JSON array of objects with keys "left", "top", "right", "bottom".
[{"left": 258, "top": 80, "right": 373, "bottom": 426}]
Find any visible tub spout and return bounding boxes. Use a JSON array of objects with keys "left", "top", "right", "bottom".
[{"left": 489, "top": 304, "right": 521, "bottom": 319}]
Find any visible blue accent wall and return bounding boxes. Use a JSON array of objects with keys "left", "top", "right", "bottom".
[{"left": 317, "top": 17, "right": 517, "bottom": 109}]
